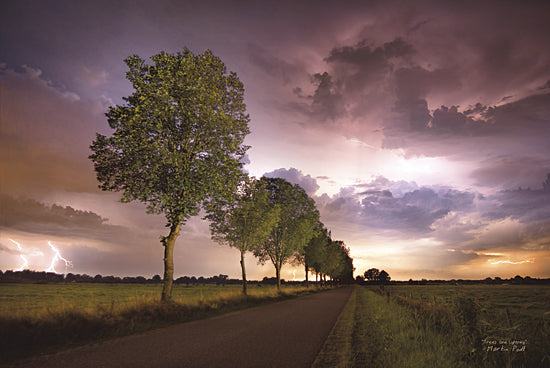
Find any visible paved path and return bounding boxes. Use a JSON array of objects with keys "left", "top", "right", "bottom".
[{"left": 17, "top": 287, "right": 353, "bottom": 368}]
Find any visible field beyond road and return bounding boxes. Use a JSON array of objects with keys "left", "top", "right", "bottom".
[
  {"left": 5, "top": 286, "right": 353, "bottom": 368},
  {"left": 314, "top": 285, "right": 550, "bottom": 368}
]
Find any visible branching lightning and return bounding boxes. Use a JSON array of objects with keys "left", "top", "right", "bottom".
[
  {"left": 46, "top": 241, "right": 73, "bottom": 273},
  {"left": 8, "top": 239, "right": 28, "bottom": 271}
]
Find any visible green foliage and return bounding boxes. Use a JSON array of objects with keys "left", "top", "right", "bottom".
[
  {"left": 301, "top": 225, "right": 354, "bottom": 284},
  {"left": 89, "top": 48, "right": 250, "bottom": 301},
  {"left": 205, "top": 177, "right": 279, "bottom": 254},
  {"left": 89, "top": 47, "right": 250, "bottom": 226},
  {"left": 364, "top": 268, "right": 380, "bottom": 281},
  {"left": 253, "top": 177, "right": 320, "bottom": 288},
  {"left": 379, "top": 270, "right": 390, "bottom": 283},
  {"left": 304, "top": 225, "right": 330, "bottom": 277},
  {"left": 205, "top": 177, "right": 280, "bottom": 294}
]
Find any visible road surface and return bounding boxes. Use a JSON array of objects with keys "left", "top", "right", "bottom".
[{"left": 14, "top": 287, "right": 353, "bottom": 368}]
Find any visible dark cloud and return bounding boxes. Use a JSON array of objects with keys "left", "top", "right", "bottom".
[
  {"left": 486, "top": 175, "right": 550, "bottom": 224},
  {"left": 290, "top": 72, "right": 346, "bottom": 122},
  {"left": 318, "top": 177, "right": 475, "bottom": 234},
  {"left": 393, "top": 66, "right": 460, "bottom": 102},
  {"left": 325, "top": 38, "right": 415, "bottom": 93},
  {"left": 392, "top": 98, "right": 431, "bottom": 131},
  {"left": 263, "top": 167, "right": 320, "bottom": 196},
  {"left": 471, "top": 157, "right": 550, "bottom": 190},
  {"left": 383, "top": 93, "right": 550, "bottom": 161},
  {"left": 3, "top": 0, "right": 550, "bottom": 278},
  {"left": 309, "top": 72, "right": 345, "bottom": 121},
  {"left": 246, "top": 43, "right": 304, "bottom": 85},
  {"left": 360, "top": 187, "right": 475, "bottom": 233},
  {"left": 290, "top": 37, "right": 417, "bottom": 124},
  {"left": 0, "top": 194, "right": 134, "bottom": 245},
  {"left": 274, "top": 3, "right": 550, "bottom": 179}
]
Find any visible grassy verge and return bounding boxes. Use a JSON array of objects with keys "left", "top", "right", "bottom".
[
  {"left": 312, "top": 286, "right": 357, "bottom": 368},
  {"left": 0, "top": 284, "right": 320, "bottom": 364},
  {"left": 314, "top": 286, "right": 467, "bottom": 367},
  {"left": 315, "top": 285, "right": 550, "bottom": 368}
]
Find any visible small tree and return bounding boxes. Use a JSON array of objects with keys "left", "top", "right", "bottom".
[
  {"left": 206, "top": 177, "right": 279, "bottom": 295},
  {"left": 323, "top": 240, "right": 345, "bottom": 283},
  {"left": 379, "top": 270, "right": 391, "bottom": 283},
  {"left": 295, "top": 221, "right": 325, "bottom": 287},
  {"left": 89, "top": 48, "right": 250, "bottom": 302},
  {"left": 305, "top": 226, "right": 330, "bottom": 285},
  {"left": 364, "top": 268, "right": 380, "bottom": 282},
  {"left": 254, "top": 177, "right": 319, "bottom": 289}
]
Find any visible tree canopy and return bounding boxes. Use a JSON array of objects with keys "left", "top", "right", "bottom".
[
  {"left": 363, "top": 268, "right": 391, "bottom": 284},
  {"left": 301, "top": 226, "right": 354, "bottom": 285},
  {"left": 89, "top": 48, "right": 250, "bottom": 301},
  {"left": 205, "top": 177, "right": 279, "bottom": 294},
  {"left": 253, "top": 177, "right": 320, "bottom": 289}
]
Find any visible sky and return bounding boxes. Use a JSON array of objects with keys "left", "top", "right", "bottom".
[{"left": 1, "top": 0, "right": 550, "bottom": 281}]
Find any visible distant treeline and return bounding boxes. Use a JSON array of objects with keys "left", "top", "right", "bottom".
[
  {"left": 0, "top": 270, "right": 310, "bottom": 286},
  {"left": 2, "top": 270, "right": 548, "bottom": 285},
  {"left": 358, "top": 275, "right": 550, "bottom": 285}
]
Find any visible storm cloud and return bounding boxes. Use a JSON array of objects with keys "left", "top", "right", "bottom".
[{"left": 2, "top": 0, "right": 550, "bottom": 279}]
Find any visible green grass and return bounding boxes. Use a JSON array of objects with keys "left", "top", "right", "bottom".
[
  {"left": 0, "top": 283, "right": 293, "bottom": 317},
  {"left": 0, "top": 283, "right": 317, "bottom": 364},
  {"left": 314, "top": 285, "right": 550, "bottom": 368},
  {"left": 314, "top": 286, "right": 467, "bottom": 368},
  {"left": 386, "top": 284, "right": 550, "bottom": 367}
]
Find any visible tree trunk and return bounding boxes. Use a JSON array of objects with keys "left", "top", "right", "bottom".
[
  {"left": 161, "top": 219, "right": 182, "bottom": 303},
  {"left": 275, "top": 264, "right": 281, "bottom": 290},
  {"left": 305, "top": 262, "right": 309, "bottom": 288},
  {"left": 240, "top": 250, "right": 247, "bottom": 295}
]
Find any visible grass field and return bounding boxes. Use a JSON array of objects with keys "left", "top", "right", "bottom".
[
  {"left": 0, "top": 283, "right": 315, "bottom": 364},
  {"left": 314, "top": 285, "right": 550, "bottom": 368},
  {"left": 0, "top": 283, "right": 289, "bottom": 317}
]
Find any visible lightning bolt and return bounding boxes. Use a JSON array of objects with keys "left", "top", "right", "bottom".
[
  {"left": 292, "top": 269, "right": 296, "bottom": 281},
  {"left": 8, "top": 239, "right": 28, "bottom": 271},
  {"left": 490, "top": 258, "right": 534, "bottom": 265},
  {"left": 46, "top": 241, "right": 72, "bottom": 273}
]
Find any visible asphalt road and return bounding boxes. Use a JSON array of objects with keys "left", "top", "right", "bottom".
[{"left": 16, "top": 287, "right": 353, "bottom": 368}]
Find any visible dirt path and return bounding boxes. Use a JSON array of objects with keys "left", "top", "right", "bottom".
[{"left": 16, "top": 287, "right": 353, "bottom": 368}]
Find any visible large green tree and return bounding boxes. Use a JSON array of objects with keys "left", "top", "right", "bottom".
[
  {"left": 253, "top": 177, "right": 320, "bottom": 289},
  {"left": 89, "top": 48, "right": 250, "bottom": 302},
  {"left": 205, "top": 177, "right": 279, "bottom": 295}
]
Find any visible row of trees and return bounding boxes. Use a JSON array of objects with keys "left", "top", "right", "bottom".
[
  {"left": 0, "top": 270, "right": 333, "bottom": 286},
  {"left": 89, "top": 48, "right": 353, "bottom": 301},
  {"left": 302, "top": 226, "right": 354, "bottom": 286},
  {"left": 206, "top": 176, "right": 354, "bottom": 294}
]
